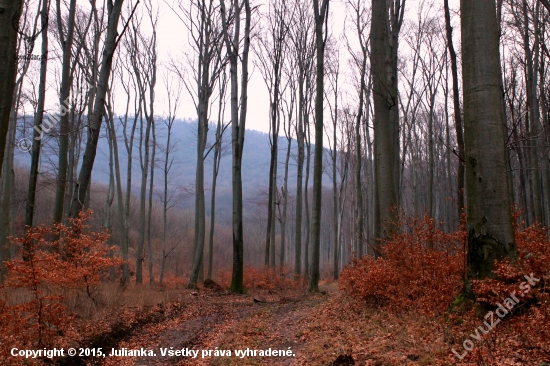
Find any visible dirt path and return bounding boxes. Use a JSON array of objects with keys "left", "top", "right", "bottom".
[{"left": 95, "top": 285, "right": 335, "bottom": 366}]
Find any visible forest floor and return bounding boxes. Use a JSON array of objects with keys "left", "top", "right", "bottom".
[{"left": 71, "top": 280, "right": 452, "bottom": 366}]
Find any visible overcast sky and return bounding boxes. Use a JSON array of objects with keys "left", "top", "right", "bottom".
[{"left": 22, "top": 0, "right": 461, "bottom": 135}]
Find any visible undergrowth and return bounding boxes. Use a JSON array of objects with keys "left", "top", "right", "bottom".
[{"left": 340, "top": 213, "right": 550, "bottom": 364}]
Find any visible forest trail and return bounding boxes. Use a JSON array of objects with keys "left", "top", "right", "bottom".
[{"left": 98, "top": 282, "right": 337, "bottom": 366}]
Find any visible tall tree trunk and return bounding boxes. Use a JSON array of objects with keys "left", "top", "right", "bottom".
[
  {"left": 106, "top": 89, "right": 129, "bottom": 283},
  {"left": 428, "top": 93, "right": 436, "bottom": 218},
  {"left": 1, "top": 110, "right": 16, "bottom": 265},
  {"left": 304, "top": 115, "right": 311, "bottom": 278},
  {"left": 294, "top": 86, "right": 304, "bottom": 277},
  {"left": 371, "top": 0, "right": 402, "bottom": 249},
  {"left": 105, "top": 117, "right": 116, "bottom": 281},
  {"left": 220, "top": 0, "right": 251, "bottom": 294},
  {"left": 280, "top": 134, "right": 291, "bottom": 272},
  {"left": 137, "top": 114, "right": 151, "bottom": 284},
  {"left": 331, "top": 73, "right": 339, "bottom": 279},
  {"left": 308, "top": 0, "right": 330, "bottom": 292},
  {"left": 69, "top": 0, "right": 125, "bottom": 218},
  {"left": 53, "top": 0, "right": 77, "bottom": 226},
  {"left": 521, "top": 0, "right": 542, "bottom": 223},
  {"left": 26, "top": 0, "right": 50, "bottom": 229},
  {"left": 207, "top": 122, "right": 221, "bottom": 280},
  {"left": 147, "top": 121, "right": 156, "bottom": 283},
  {"left": 461, "top": 0, "right": 516, "bottom": 292},
  {"left": 354, "top": 40, "right": 367, "bottom": 258},
  {"left": 444, "top": 0, "right": 465, "bottom": 219},
  {"left": 0, "top": 0, "right": 23, "bottom": 176}
]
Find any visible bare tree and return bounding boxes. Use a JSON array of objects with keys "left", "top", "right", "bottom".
[
  {"left": 207, "top": 69, "right": 229, "bottom": 280},
  {"left": 52, "top": 0, "right": 78, "bottom": 226},
  {"left": 0, "top": 0, "right": 23, "bottom": 178},
  {"left": 25, "top": 0, "right": 51, "bottom": 228},
  {"left": 308, "top": 0, "right": 330, "bottom": 292},
  {"left": 2, "top": 0, "right": 45, "bottom": 261},
  {"left": 278, "top": 55, "right": 297, "bottom": 273},
  {"left": 169, "top": 0, "right": 225, "bottom": 288},
  {"left": 461, "top": 0, "right": 516, "bottom": 294},
  {"left": 371, "top": 0, "right": 405, "bottom": 249},
  {"left": 219, "top": 0, "right": 252, "bottom": 293},
  {"left": 159, "top": 70, "right": 182, "bottom": 284},
  {"left": 69, "top": 0, "right": 136, "bottom": 218},
  {"left": 288, "top": 0, "right": 315, "bottom": 277},
  {"left": 346, "top": 0, "right": 370, "bottom": 258},
  {"left": 254, "top": 0, "right": 291, "bottom": 269},
  {"left": 444, "top": 0, "right": 465, "bottom": 219}
]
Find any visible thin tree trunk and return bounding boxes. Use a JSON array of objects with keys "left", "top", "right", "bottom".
[
  {"left": 106, "top": 89, "right": 129, "bottom": 283},
  {"left": 220, "top": 0, "right": 251, "bottom": 294},
  {"left": 280, "top": 134, "right": 291, "bottom": 272},
  {"left": 444, "top": 0, "right": 465, "bottom": 219},
  {"left": 294, "top": 88, "right": 304, "bottom": 278},
  {"left": 69, "top": 0, "right": 126, "bottom": 218},
  {"left": 105, "top": 117, "right": 116, "bottom": 281},
  {"left": 137, "top": 114, "right": 151, "bottom": 284},
  {"left": 207, "top": 122, "right": 221, "bottom": 280},
  {"left": 53, "top": 0, "right": 77, "bottom": 225},
  {"left": 304, "top": 114, "right": 311, "bottom": 278},
  {"left": 147, "top": 121, "right": 156, "bottom": 283},
  {"left": 26, "top": 0, "right": 50, "bottom": 229},
  {"left": 308, "top": 0, "right": 330, "bottom": 292}
]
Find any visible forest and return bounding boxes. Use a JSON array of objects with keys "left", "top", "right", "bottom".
[{"left": 0, "top": 0, "right": 549, "bottom": 364}]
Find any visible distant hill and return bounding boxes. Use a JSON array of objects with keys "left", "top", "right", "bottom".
[{"left": 15, "top": 117, "right": 332, "bottom": 224}]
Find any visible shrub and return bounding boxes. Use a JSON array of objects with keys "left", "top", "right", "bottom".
[
  {"left": 0, "top": 210, "right": 122, "bottom": 364},
  {"left": 339, "top": 215, "right": 466, "bottom": 316}
]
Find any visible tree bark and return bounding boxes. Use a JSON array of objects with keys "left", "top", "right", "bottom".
[
  {"left": 461, "top": 0, "right": 516, "bottom": 292},
  {"left": 444, "top": 0, "right": 465, "bottom": 219},
  {"left": 69, "top": 0, "right": 126, "bottom": 218},
  {"left": 371, "top": 0, "right": 403, "bottom": 249},
  {"left": 220, "top": 0, "right": 251, "bottom": 294},
  {"left": 53, "top": 0, "right": 77, "bottom": 226},
  {"left": 26, "top": 0, "right": 50, "bottom": 229},
  {"left": 308, "top": 0, "right": 330, "bottom": 292},
  {"left": 0, "top": 0, "right": 23, "bottom": 176}
]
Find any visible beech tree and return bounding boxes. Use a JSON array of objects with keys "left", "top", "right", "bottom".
[
  {"left": 169, "top": 0, "right": 225, "bottom": 288},
  {"left": 461, "top": 0, "right": 516, "bottom": 291},
  {"left": 0, "top": 1, "right": 23, "bottom": 177},
  {"left": 52, "top": 0, "right": 77, "bottom": 226},
  {"left": 69, "top": 0, "right": 133, "bottom": 218},
  {"left": 308, "top": 0, "right": 330, "bottom": 292},
  {"left": 254, "top": 0, "right": 291, "bottom": 269},
  {"left": 25, "top": 0, "right": 50, "bottom": 228},
  {"left": 288, "top": 1, "right": 315, "bottom": 277},
  {"left": 2, "top": 0, "right": 46, "bottom": 261},
  {"left": 443, "top": 0, "right": 465, "bottom": 219},
  {"left": 159, "top": 71, "right": 182, "bottom": 284},
  {"left": 220, "top": 0, "right": 252, "bottom": 294},
  {"left": 371, "top": 0, "right": 405, "bottom": 248}
]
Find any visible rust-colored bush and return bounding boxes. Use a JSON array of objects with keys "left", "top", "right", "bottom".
[
  {"left": 0, "top": 210, "right": 122, "bottom": 365},
  {"left": 340, "top": 211, "right": 550, "bottom": 364},
  {"left": 340, "top": 215, "right": 466, "bottom": 316}
]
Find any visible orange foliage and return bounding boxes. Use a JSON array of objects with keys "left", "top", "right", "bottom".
[
  {"left": 461, "top": 212, "right": 550, "bottom": 363},
  {"left": 339, "top": 215, "right": 466, "bottom": 316},
  {"left": 0, "top": 210, "right": 122, "bottom": 365},
  {"left": 340, "top": 212, "right": 550, "bottom": 364},
  {"left": 471, "top": 211, "right": 550, "bottom": 306},
  {"left": 217, "top": 266, "right": 304, "bottom": 291}
]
